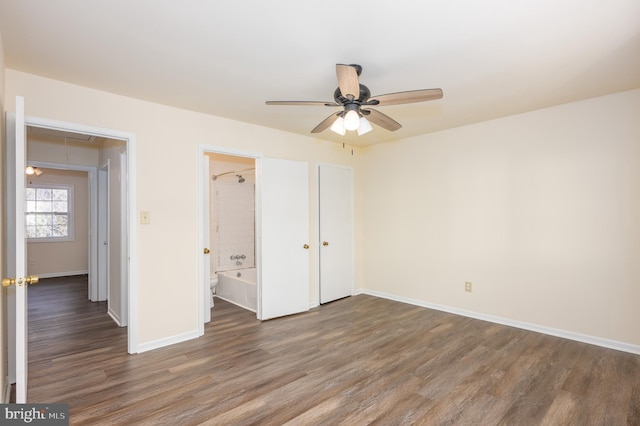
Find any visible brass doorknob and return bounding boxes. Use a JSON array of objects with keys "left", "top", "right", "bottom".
[
  {"left": 303, "top": 244, "right": 309, "bottom": 249},
  {"left": 1, "top": 276, "right": 37, "bottom": 287},
  {"left": 204, "top": 248, "right": 210, "bottom": 254},
  {"left": 322, "top": 241, "right": 329, "bottom": 246}
]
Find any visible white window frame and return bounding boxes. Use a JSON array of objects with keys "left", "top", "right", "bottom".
[{"left": 26, "top": 183, "right": 75, "bottom": 243}]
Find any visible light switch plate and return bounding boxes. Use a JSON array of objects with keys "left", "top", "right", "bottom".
[{"left": 140, "top": 211, "right": 151, "bottom": 224}]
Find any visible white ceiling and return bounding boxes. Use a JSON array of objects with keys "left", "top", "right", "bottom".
[{"left": 1, "top": 1, "right": 639, "bottom": 147}]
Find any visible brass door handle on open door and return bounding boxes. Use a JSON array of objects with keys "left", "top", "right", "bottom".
[
  {"left": 204, "top": 248, "right": 210, "bottom": 254},
  {"left": 303, "top": 244, "right": 309, "bottom": 249},
  {"left": 2, "top": 275, "right": 38, "bottom": 287},
  {"left": 322, "top": 241, "right": 329, "bottom": 246}
]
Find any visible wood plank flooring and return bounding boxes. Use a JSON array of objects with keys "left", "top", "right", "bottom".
[{"left": 25, "top": 276, "right": 640, "bottom": 425}]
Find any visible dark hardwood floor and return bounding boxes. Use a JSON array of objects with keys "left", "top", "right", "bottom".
[{"left": 25, "top": 276, "right": 640, "bottom": 425}]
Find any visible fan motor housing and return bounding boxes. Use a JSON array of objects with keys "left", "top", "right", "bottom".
[{"left": 334, "top": 84, "right": 371, "bottom": 105}]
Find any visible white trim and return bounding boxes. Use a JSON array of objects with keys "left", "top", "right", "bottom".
[
  {"left": 35, "top": 270, "right": 88, "bottom": 279},
  {"left": 25, "top": 115, "right": 138, "bottom": 354},
  {"left": 136, "top": 330, "right": 201, "bottom": 354},
  {"left": 108, "top": 308, "right": 121, "bottom": 327},
  {"left": 360, "top": 289, "right": 640, "bottom": 355}
]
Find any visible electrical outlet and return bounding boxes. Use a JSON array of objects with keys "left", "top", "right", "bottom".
[
  {"left": 28, "top": 258, "right": 36, "bottom": 266},
  {"left": 465, "top": 281, "right": 472, "bottom": 292}
]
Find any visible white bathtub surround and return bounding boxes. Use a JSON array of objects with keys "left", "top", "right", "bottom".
[
  {"left": 216, "top": 268, "right": 257, "bottom": 312},
  {"left": 213, "top": 180, "right": 255, "bottom": 272}
]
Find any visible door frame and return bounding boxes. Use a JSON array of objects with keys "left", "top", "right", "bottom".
[
  {"left": 24, "top": 115, "right": 138, "bottom": 353},
  {"left": 197, "top": 145, "right": 261, "bottom": 334}
]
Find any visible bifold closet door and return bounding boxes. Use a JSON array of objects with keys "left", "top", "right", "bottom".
[{"left": 319, "top": 164, "right": 354, "bottom": 304}]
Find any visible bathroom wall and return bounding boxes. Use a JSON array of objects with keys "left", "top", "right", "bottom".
[
  {"left": 214, "top": 181, "right": 255, "bottom": 271},
  {"left": 209, "top": 154, "right": 256, "bottom": 274}
]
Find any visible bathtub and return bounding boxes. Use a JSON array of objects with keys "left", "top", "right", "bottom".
[{"left": 215, "top": 268, "right": 257, "bottom": 312}]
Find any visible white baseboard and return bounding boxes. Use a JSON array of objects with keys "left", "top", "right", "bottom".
[
  {"left": 359, "top": 289, "right": 640, "bottom": 355},
  {"left": 33, "top": 270, "right": 88, "bottom": 279},
  {"left": 107, "top": 309, "right": 121, "bottom": 327},
  {"left": 136, "top": 330, "right": 201, "bottom": 354}
]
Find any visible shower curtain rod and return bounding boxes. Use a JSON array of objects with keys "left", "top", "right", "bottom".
[{"left": 212, "top": 167, "right": 255, "bottom": 180}]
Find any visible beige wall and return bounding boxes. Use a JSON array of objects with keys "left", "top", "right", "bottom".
[
  {"left": 5, "top": 69, "right": 357, "bottom": 347},
  {"left": 26, "top": 169, "right": 89, "bottom": 277},
  {"left": 27, "top": 134, "right": 100, "bottom": 166},
  {"left": 360, "top": 89, "right": 640, "bottom": 346}
]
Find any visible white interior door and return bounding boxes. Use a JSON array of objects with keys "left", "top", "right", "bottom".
[
  {"left": 319, "top": 164, "right": 354, "bottom": 304},
  {"left": 257, "top": 158, "right": 309, "bottom": 320},
  {"left": 119, "top": 152, "right": 129, "bottom": 327},
  {"left": 201, "top": 155, "right": 211, "bottom": 324},
  {"left": 97, "top": 162, "right": 109, "bottom": 301},
  {"left": 5, "top": 96, "right": 30, "bottom": 403}
]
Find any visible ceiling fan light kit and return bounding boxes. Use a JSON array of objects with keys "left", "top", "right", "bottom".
[
  {"left": 266, "top": 64, "right": 443, "bottom": 136},
  {"left": 25, "top": 166, "right": 43, "bottom": 176},
  {"left": 330, "top": 116, "right": 346, "bottom": 135},
  {"left": 357, "top": 116, "right": 373, "bottom": 136}
]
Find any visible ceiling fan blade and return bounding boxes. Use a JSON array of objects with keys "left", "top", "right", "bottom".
[
  {"left": 311, "top": 112, "right": 341, "bottom": 133},
  {"left": 372, "top": 88, "right": 443, "bottom": 106},
  {"left": 266, "top": 101, "right": 339, "bottom": 107},
  {"left": 362, "top": 108, "right": 402, "bottom": 131},
  {"left": 336, "top": 64, "right": 360, "bottom": 99}
]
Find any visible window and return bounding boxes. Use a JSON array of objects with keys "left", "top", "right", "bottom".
[{"left": 26, "top": 184, "right": 74, "bottom": 242}]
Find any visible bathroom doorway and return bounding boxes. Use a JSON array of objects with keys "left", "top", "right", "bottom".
[
  {"left": 208, "top": 153, "right": 257, "bottom": 313},
  {"left": 198, "top": 146, "right": 311, "bottom": 331}
]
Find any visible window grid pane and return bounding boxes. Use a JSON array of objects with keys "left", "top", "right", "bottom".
[{"left": 26, "top": 186, "right": 71, "bottom": 240}]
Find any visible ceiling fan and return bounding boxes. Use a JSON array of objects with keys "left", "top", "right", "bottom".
[
  {"left": 266, "top": 64, "right": 443, "bottom": 136},
  {"left": 25, "top": 166, "right": 44, "bottom": 176}
]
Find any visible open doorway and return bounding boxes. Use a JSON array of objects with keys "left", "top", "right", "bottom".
[
  {"left": 25, "top": 126, "right": 129, "bottom": 323},
  {"left": 198, "top": 145, "right": 312, "bottom": 333},
  {"left": 22, "top": 117, "right": 137, "bottom": 353},
  {"left": 208, "top": 153, "right": 257, "bottom": 314}
]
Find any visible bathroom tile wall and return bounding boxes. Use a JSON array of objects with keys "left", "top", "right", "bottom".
[{"left": 213, "top": 180, "right": 255, "bottom": 272}]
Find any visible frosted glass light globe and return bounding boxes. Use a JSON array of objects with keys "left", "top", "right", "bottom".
[{"left": 343, "top": 110, "right": 360, "bottom": 131}]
